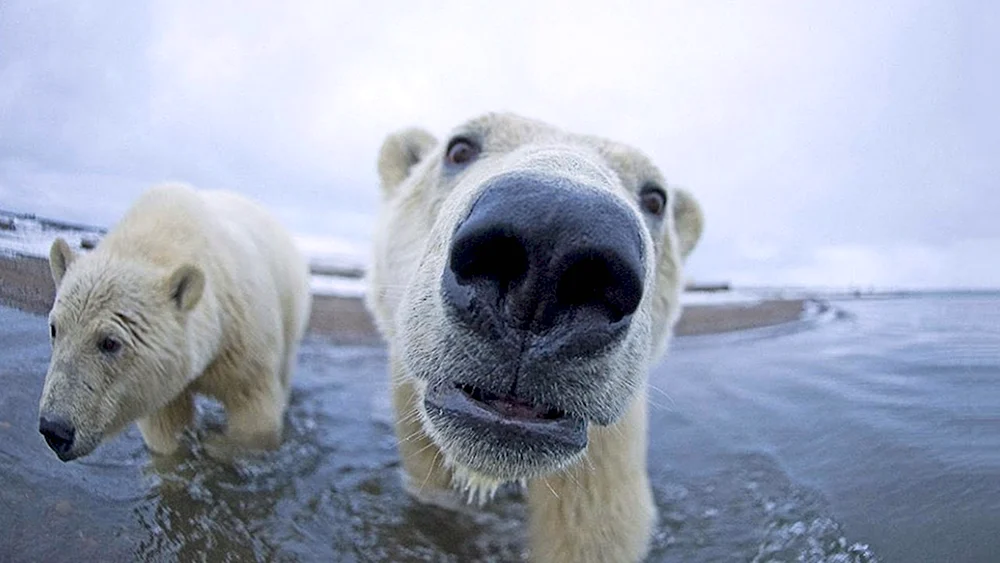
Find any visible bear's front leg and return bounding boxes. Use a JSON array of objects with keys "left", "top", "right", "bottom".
[
  {"left": 137, "top": 391, "right": 194, "bottom": 455},
  {"left": 206, "top": 384, "right": 285, "bottom": 459},
  {"left": 202, "top": 355, "right": 287, "bottom": 461},
  {"left": 527, "top": 397, "right": 655, "bottom": 563}
]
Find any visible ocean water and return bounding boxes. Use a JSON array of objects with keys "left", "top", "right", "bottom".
[{"left": 0, "top": 294, "right": 997, "bottom": 562}]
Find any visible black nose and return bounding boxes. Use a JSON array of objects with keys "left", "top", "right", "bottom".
[
  {"left": 442, "top": 172, "right": 644, "bottom": 352},
  {"left": 39, "top": 416, "right": 76, "bottom": 457}
]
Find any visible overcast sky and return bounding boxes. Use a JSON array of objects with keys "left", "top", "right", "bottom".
[{"left": 1, "top": 1, "right": 997, "bottom": 289}]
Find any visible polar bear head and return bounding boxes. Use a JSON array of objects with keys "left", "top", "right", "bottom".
[
  {"left": 38, "top": 238, "right": 206, "bottom": 461},
  {"left": 368, "top": 113, "right": 703, "bottom": 491}
]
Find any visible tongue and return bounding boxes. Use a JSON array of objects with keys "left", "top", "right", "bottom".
[{"left": 487, "top": 398, "right": 545, "bottom": 420}]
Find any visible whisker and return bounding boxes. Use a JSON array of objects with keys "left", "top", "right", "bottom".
[
  {"left": 397, "top": 407, "right": 425, "bottom": 426},
  {"left": 406, "top": 438, "right": 440, "bottom": 461},
  {"left": 559, "top": 463, "right": 585, "bottom": 492},
  {"left": 418, "top": 449, "right": 442, "bottom": 496},
  {"left": 542, "top": 477, "right": 560, "bottom": 499},
  {"left": 647, "top": 382, "right": 676, "bottom": 410},
  {"left": 400, "top": 425, "right": 428, "bottom": 443}
]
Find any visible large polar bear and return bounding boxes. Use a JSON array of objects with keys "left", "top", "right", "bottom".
[
  {"left": 38, "top": 184, "right": 312, "bottom": 462},
  {"left": 367, "top": 113, "right": 704, "bottom": 562}
]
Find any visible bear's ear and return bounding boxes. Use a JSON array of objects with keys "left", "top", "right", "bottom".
[
  {"left": 672, "top": 188, "right": 704, "bottom": 260},
  {"left": 377, "top": 127, "right": 438, "bottom": 195},
  {"left": 166, "top": 264, "right": 205, "bottom": 312},
  {"left": 49, "top": 237, "right": 77, "bottom": 287}
]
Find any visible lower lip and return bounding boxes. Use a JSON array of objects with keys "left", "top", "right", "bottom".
[{"left": 422, "top": 383, "right": 588, "bottom": 451}]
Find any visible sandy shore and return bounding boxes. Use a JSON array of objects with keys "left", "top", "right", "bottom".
[{"left": 0, "top": 253, "right": 807, "bottom": 345}]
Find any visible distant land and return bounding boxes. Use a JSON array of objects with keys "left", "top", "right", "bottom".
[{"left": 7, "top": 206, "right": 985, "bottom": 347}]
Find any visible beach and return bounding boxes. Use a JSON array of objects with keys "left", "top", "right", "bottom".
[
  {"left": 0, "top": 208, "right": 815, "bottom": 340},
  {"left": 0, "top": 251, "right": 807, "bottom": 343}
]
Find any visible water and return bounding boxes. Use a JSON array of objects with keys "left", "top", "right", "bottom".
[
  {"left": 1, "top": 294, "right": 997, "bottom": 562},
  {"left": 656, "top": 294, "right": 1000, "bottom": 562}
]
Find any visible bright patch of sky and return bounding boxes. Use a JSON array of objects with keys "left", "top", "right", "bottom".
[{"left": 1, "top": 1, "right": 996, "bottom": 289}]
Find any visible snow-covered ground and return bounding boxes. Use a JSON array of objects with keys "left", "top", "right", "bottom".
[
  {"left": 0, "top": 213, "right": 101, "bottom": 258},
  {"left": 1, "top": 210, "right": 766, "bottom": 304},
  {"left": 678, "top": 290, "right": 763, "bottom": 306},
  {"left": 1, "top": 210, "right": 375, "bottom": 298},
  {"left": 310, "top": 275, "right": 367, "bottom": 298}
]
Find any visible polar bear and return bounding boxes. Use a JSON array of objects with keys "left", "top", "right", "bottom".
[
  {"left": 366, "top": 113, "right": 704, "bottom": 562},
  {"left": 38, "top": 184, "right": 312, "bottom": 462}
]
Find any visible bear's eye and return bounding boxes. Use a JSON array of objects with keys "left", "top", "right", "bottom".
[
  {"left": 639, "top": 184, "right": 667, "bottom": 216},
  {"left": 49, "top": 323, "right": 56, "bottom": 340},
  {"left": 98, "top": 336, "right": 122, "bottom": 355},
  {"left": 445, "top": 137, "right": 480, "bottom": 167}
]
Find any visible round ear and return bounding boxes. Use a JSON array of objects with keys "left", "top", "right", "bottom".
[
  {"left": 377, "top": 127, "right": 438, "bottom": 196},
  {"left": 672, "top": 188, "right": 704, "bottom": 260},
  {"left": 49, "top": 237, "right": 77, "bottom": 287},
  {"left": 166, "top": 264, "right": 205, "bottom": 312}
]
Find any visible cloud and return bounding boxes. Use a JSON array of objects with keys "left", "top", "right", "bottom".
[
  {"left": 0, "top": 0, "right": 996, "bottom": 288},
  {"left": 726, "top": 239, "right": 1000, "bottom": 290}
]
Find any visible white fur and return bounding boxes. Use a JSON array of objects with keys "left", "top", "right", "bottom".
[
  {"left": 40, "top": 183, "right": 312, "bottom": 460},
  {"left": 367, "top": 113, "right": 703, "bottom": 562}
]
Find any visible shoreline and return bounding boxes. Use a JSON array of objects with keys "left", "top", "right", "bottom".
[{"left": 0, "top": 252, "right": 808, "bottom": 345}]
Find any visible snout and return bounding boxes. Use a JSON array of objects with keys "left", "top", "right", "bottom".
[
  {"left": 442, "top": 171, "right": 645, "bottom": 357},
  {"left": 39, "top": 415, "right": 78, "bottom": 461},
  {"left": 419, "top": 172, "right": 648, "bottom": 480}
]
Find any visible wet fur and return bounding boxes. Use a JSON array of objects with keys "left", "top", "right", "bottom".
[
  {"left": 367, "top": 113, "right": 703, "bottom": 562},
  {"left": 40, "top": 184, "right": 312, "bottom": 460}
]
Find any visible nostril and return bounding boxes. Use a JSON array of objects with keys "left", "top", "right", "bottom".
[
  {"left": 39, "top": 416, "right": 75, "bottom": 455},
  {"left": 449, "top": 228, "right": 529, "bottom": 295},
  {"left": 442, "top": 177, "right": 646, "bottom": 344},
  {"left": 555, "top": 251, "right": 643, "bottom": 323}
]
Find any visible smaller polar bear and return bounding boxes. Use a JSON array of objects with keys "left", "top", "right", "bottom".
[{"left": 38, "top": 184, "right": 312, "bottom": 462}]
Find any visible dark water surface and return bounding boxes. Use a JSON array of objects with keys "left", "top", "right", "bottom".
[{"left": 1, "top": 295, "right": 996, "bottom": 562}]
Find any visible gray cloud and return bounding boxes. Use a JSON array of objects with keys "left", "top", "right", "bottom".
[{"left": 1, "top": 0, "right": 996, "bottom": 288}]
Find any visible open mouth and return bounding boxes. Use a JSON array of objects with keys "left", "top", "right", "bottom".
[
  {"left": 423, "top": 382, "right": 588, "bottom": 460},
  {"left": 457, "top": 383, "right": 567, "bottom": 421}
]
